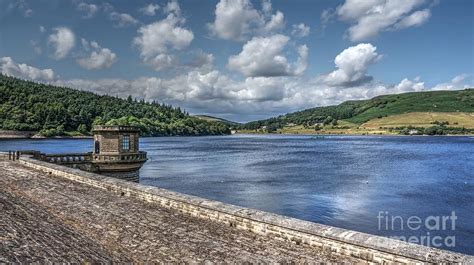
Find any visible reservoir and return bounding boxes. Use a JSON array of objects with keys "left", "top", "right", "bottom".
[{"left": 1, "top": 135, "right": 473, "bottom": 255}]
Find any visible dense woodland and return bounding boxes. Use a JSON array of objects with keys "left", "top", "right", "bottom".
[
  {"left": 240, "top": 89, "right": 474, "bottom": 134},
  {"left": 0, "top": 74, "right": 230, "bottom": 136}
]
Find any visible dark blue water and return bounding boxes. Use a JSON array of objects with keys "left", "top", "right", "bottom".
[{"left": 1, "top": 135, "right": 473, "bottom": 255}]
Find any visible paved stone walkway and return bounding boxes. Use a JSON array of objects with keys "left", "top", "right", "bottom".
[{"left": 0, "top": 160, "right": 356, "bottom": 263}]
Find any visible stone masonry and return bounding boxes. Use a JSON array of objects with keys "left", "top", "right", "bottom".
[
  {"left": 0, "top": 160, "right": 354, "bottom": 263},
  {"left": 1, "top": 156, "right": 473, "bottom": 263}
]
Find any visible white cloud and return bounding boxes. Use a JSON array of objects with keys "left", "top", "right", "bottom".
[
  {"left": 322, "top": 43, "right": 382, "bottom": 87},
  {"left": 432, "top": 74, "right": 470, "bottom": 90},
  {"left": 7, "top": 0, "right": 33, "bottom": 17},
  {"left": 291, "top": 23, "right": 310, "bottom": 38},
  {"left": 110, "top": 12, "right": 140, "bottom": 27},
  {"left": 393, "top": 9, "right": 431, "bottom": 30},
  {"left": 134, "top": 14, "right": 193, "bottom": 59},
  {"left": 145, "top": 50, "right": 214, "bottom": 73},
  {"left": 393, "top": 77, "right": 425, "bottom": 93},
  {"left": 182, "top": 50, "right": 215, "bottom": 73},
  {"left": 139, "top": 3, "right": 160, "bottom": 16},
  {"left": 294, "top": 45, "right": 308, "bottom": 76},
  {"left": 227, "top": 34, "right": 308, "bottom": 77},
  {"left": 163, "top": 0, "right": 181, "bottom": 16},
  {"left": 48, "top": 27, "right": 75, "bottom": 59},
  {"left": 208, "top": 0, "right": 285, "bottom": 41},
  {"left": 77, "top": 40, "right": 117, "bottom": 70},
  {"left": 30, "top": 40, "right": 42, "bottom": 55},
  {"left": 76, "top": 2, "right": 99, "bottom": 18},
  {"left": 39, "top": 25, "right": 46, "bottom": 33},
  {"left": 146, "top": 54, "right": 177, "bottom": 71},
  {"left": 337, "top": 0, "right": 432, "bottom": 41},
  {"left": 134, "top": 3, "right": 194, "bottom": 72},
  {"left": 320, "top": 8, "right": 335, "bottom": 31},
  {"left": 101, "top": 2, "right": 140, "bottom": 27},
  {"left": 263, "top": 11, "right": 285, "bottom": 33},
  {"left": 1, "top": 57, "right": 55, "bottom": 81}
]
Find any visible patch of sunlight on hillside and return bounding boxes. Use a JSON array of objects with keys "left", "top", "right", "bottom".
[{"left": 362, "top": 112, "right": 474, "bottom": 129}]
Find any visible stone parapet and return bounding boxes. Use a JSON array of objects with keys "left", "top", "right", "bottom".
[{"left": 17, "top": 156, "right": 474, "bottom": 264}]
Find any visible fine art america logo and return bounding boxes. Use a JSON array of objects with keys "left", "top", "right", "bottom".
[{"left": 377, "top": 211, "right": 457, "bottom": 248}]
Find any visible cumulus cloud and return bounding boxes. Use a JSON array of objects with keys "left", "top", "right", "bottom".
[
  {"left": 337, "top": 0, "right": 432, "bottom": 41},
  {"left": 227, "top": 34, "right": 308, "bottom": 77},
  {"left": 139, "top": 3, "right": 160, "bottom": 16},
  {"left": 1, "top": 57, "right": 55, "bottom": 81},
  {"left": 432, "top": 74, "right": 471, "bottom": 90},
  {"left": 322, "top": 43, "right": 382, "bottom": 87},
  {"left": 182, "top": 50, "right": 215, "bottom": 73},
  {"left": 145, "top": 54, "right": 176, "bottom": 71},
  {"left": 291, "top": 23, "right": 310, "bottom": 38},
  {"left": 76, "top": 2, "right": 99, "bottom": 18},
  {"left": 393, "top": 77, "right": 425, "bottom": 93},
  {"left": 48, "top": 27, "right": 75, "bottom": 59},
  {"left": 208, "top": 0, "right": 285, "bottom": 41},
  {"left": 163, "top": 0, "right": 181, "bottom": 16},
  {"left": 110, "top": 12, "right": 140, "bottom": 27},
  {"left": 134, "top": 2, "right": 194, "bottom": 71},
  {"left": 77, "top": 39, "right": 117, "bottom": 70},
  {"left": 393, "top": 9, "right": 431, "bottom": 30},
  {"left": 294, "top": 45, "right": 308, "bottom": 76},
  {"left": 100, "top": 2, "right": 140, "bottom": 27},
  {"left": 134, "top": 14, "right": 193, "bottom": 59}
]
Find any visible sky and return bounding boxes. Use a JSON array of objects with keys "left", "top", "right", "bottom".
[{"left": 0, "top": 0, "right": 473, "bottom": 122}]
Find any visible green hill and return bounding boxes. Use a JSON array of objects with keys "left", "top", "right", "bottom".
[
  {"left": 0, "top": 74, "right": 230, "bottom": 137},
  {"left": 240, "top": 89, "right": 474, "bottom": 134},
  {"left": 193, "top": 115, "right": 240, "bottom": 126}
]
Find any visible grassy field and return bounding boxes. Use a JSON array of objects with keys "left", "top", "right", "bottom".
[
  {"left": 238, "top": 121, "right": 397, "bottom": 135},
  {"left": 345, "top": 89, "right": 474, "bottom": 124},
  {"left": 362, "top": 112, "right": 474, "bottom": 129},
  {"left": 241, "top": 89, "right": 474, "bottom": 132},
  {"left": 237, "top": 112, "right": 474, "bottom": 135}
]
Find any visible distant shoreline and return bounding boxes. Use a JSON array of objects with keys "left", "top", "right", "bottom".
[
  {"left": 234, "top": 131, "right": 474, "bottom": 137},
  {"left": 0, "top": 130, "right": 93, "bottom": 140},
  {"left": 0, "top": 130, "right": 474, "bottom": 140}
]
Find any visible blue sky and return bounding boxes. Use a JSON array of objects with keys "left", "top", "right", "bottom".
[{"left": 0, "top": 0, "right": 473, "bottom": 122}]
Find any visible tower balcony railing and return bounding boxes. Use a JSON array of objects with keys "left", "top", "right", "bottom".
[
  {"left": 31, "top": 151, "right": 147, "bottom": 164},
  {"left": 92, "top": 151, "right": 147, "bottom": 163},
  {"left": 40, "top": 153, "right": 93, "bottom": 164}
]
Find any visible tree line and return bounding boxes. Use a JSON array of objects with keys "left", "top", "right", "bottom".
[{"left": 0, "top": 74, "right": 230, "bottom": 136}]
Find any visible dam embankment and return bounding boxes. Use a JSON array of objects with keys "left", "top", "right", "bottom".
[{"left": 1, "top": 154, "right": 473, "bottom": 263}]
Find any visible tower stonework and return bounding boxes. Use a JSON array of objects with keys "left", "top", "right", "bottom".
[
  {"left": 91, "top": 125, "right": 147, "bottom": 179},
  {"left": 93, "top": 125, "right": 140, "bottom": 154}
]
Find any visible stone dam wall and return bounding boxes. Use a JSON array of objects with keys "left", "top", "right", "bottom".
[{"left": 16, "top": 156, "right": 474, "bottom": 263}]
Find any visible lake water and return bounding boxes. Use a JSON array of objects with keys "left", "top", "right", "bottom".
[{"left": 1, "top": 135, "right": 473, "bottom": 255}]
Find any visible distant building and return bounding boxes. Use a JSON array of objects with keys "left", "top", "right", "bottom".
[{"left": 408, "top": 129, "right": 419, "bottom": 135}]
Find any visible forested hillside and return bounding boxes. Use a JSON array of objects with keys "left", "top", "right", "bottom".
[
  {"left": 241, "top": 89, "right": 474, "bottom": 133},
  {"left": 0, "top": 74, "right": 230, "bottom": 136}
]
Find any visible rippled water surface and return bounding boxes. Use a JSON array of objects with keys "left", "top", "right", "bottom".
[{"left": 1, "top": 135, "right": 473, "bottom": 254}]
